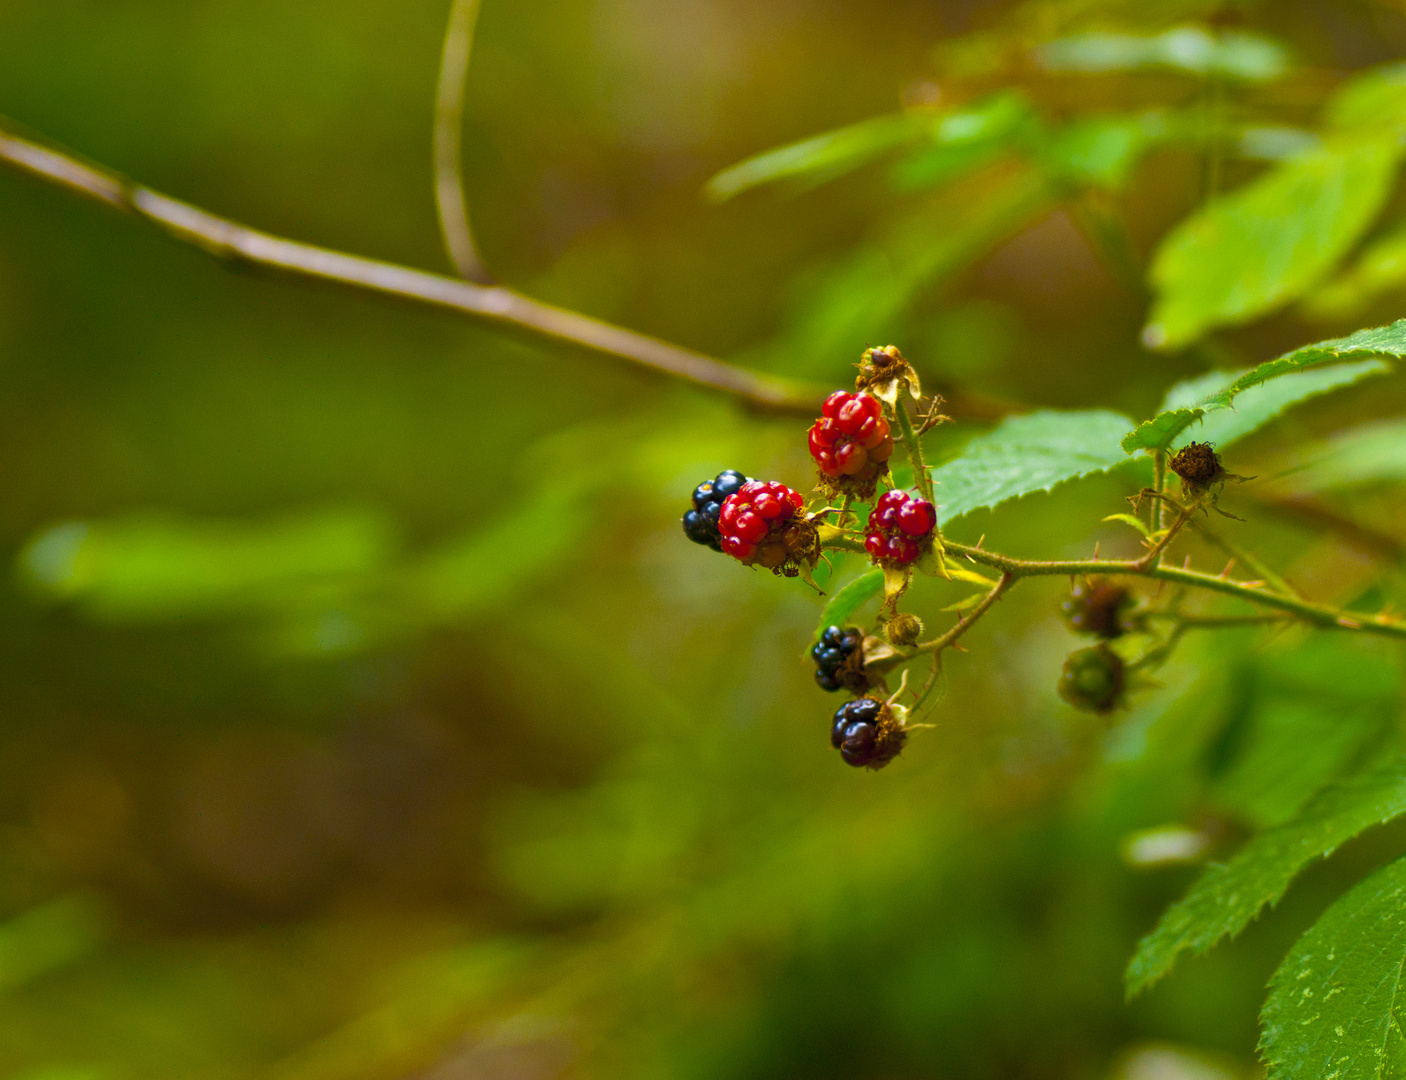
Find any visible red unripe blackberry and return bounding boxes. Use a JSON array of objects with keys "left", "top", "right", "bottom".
[
  {"left": 717, "top": 481, "right": 811, "bottom": 574},
  {"left": 865, "top": 490, "right": 936, "bottom": 567},
  {"left": 808, "top": 391, "right": 893, "bottom": 498}
]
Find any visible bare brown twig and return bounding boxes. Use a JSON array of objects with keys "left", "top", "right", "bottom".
[{"left": 0, "top": 122, "right": 827, "bottom": 413}]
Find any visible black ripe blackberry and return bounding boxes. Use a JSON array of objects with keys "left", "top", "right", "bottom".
[
  {"left": 830, "top": 697, "right": 905, "bottom": 769},
  {"left": 682, "top": 469, "right": 748, "bottom": 552},
  {"left": 811, "top": 625, "right": 865, "bottom": 692}
]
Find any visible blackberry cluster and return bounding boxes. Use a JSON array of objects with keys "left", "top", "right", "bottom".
[
  {"left": 1061, "top": 578, "right": 1132, "bottom": 639},
  {"left": 682, "top": 469, "right": 748, "bottom": 551},
  {"left": 811, "top": 625, "right": 864, "bottom": 692},
  {"left": 718, "top": 481, "right": 807, "bottom": 569},
  {"left": 830, "top": 697, "right": 904, "bottom": 769},
  {"left": 865, "top": 490, "right": 937, "bottom": 566},
  {"left": 808, "top": 391, "right": 894, "bottom": 497},
  {"left": 1058, "top": 645, "right": 1125, "bottom": 714}
]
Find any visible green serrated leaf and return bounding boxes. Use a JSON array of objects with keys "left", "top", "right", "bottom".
[
  {"left": 1259, "top": 852, "right": 1406, "bottom": 1079},
  {"left": 1127, "top": 755, "right": 1406, "bottom": 997},
  {"left": 1144, "top": 134, "right": 1403, "bottom": 349},
  {"left": 811, "top": 568, "right": 884, "bottom": 644},
  {"left": 1151, "top": 358, "right": 1389, "bottom": 451},
  {"left": 1123, "top": 321, "right": 1406, "bottom": 454},
  {"left": 935, "top": 410, "right": 1136, "bottom": 525}
]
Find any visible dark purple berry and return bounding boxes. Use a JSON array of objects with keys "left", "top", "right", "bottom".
[
  {"left": 839, "top": 721, "right": 878, "bottom": 767},
  {"left": 816, "top": 670, "right": 841, "bottom": 692},
  {"left": 692, "top": 481, "right": 716, "bottom": 510},
  {"left": 712, "top": 470, "right": 747, "bottom": 498}
]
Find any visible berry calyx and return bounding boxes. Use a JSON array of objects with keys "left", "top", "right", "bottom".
[
  {"left": 717, "top": 481, "right": 814, "bottom": 575},
  {"left": 808, "top": 391, "right": 894, "bottom": 499},
  {"left": 682, "top": 469, "right": 749, "bottom": 552},
  {"left": 1058, "top": 645, "right": 1125, "bottom": 714},
  {"left": 811, "top": 625, "right": 869, "bottom": 693},
  {"left": 865, "top": 490, "right": 937, "bottom": 567},
  {"left": 1061, "top": 578, "right": 1134, "bottom": 639},
  {"left": 829, "top": 696, "right": 906, "bottom": 769}
]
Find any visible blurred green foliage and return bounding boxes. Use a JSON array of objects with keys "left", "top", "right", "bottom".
[{"left": 2, "top": 0, "right": 1406, "bottom": 1078}]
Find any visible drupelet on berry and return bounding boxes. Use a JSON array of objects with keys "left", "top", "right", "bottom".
[
  {"left": 811, "top": 625, "right": 865, "bottom": 692},
  {"left": 717, "top": 480, "right": 810, "bottom": 572},
  {"left": 865, "top": 490, "right": 937, "bottom": 566}
]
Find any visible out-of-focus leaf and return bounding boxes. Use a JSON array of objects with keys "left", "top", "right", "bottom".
[
  {"left": 1259, "top": 853, "right": 1406, "bottom": 1079},
  {"left": 1128, "top": 755, "right": 1406, "bottom": 996},
  {"left": 1326, "top": 60, "right": 1406, "bottom": 133},
  {"left": 812, "top": 568, "right": 884, "bottom": 644},
  {"left": 932, "top": 410, "right": 1135, "bottom": 525},
  {"left": 1212, "top": 636, "right": 1399, "bottom": 830},
  {"left": 1144, "top": 135, "right": 1402, "bottom": 349},
  {"left": 704, "top": 112, "right": 934, "bottom": 202},
  {"left": 1283, "top": 418, "right": 1406, "bottom": 492},
  {"left": 1237, "top": 125, "right": 1322, "bottom": 161},
  {"left": 768, "top": 166, "right": 1054, "bottom": 368},
  {"left": 1041, "top": 112, "right": 1168, "bottom": 189},
  {"left": 886, "top": 92, "right": 1036, "bottom": 191},
  {"left": 0, "top": 894, "right": 109, "bottom": 994},
  {"left": 1152, "top": 358, "right": 1388, "bottom": 450},
  {"left": 1033, "top": 27, "right": 1290, "bottom": 82},
  {"left": 16, "top": 509, "right": 394, "bottom": 620},
  {"left": 1123, "top": 320, "right": 1406, "bottom": 452},
  {"left": 1303, "top": 221, "right": 1406, "bottom": 318}
]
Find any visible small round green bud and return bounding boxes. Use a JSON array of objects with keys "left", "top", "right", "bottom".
[{"left": 886, "top": 613, "right": 924, "bottom": 646}]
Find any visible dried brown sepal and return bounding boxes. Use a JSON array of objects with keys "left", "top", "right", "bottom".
[
  {"left": 740, "top": 509, "right": 823, "bottom": 581},
  {"left": 833, "top": 637, "right": 877, "bottom": 695},
  {"left": 868, "top": 707, "right": 908, "bottom": 770},
  {"left": 856, "top": 344, "right": 923, "bottom": 405},
  {"left": 1169, "top": 441, "right": 1224, "bottom": 490},
  {"left": 815, "top": 460, "right": 889, "bottom": 503}
]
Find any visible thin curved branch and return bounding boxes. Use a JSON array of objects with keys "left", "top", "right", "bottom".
[
  {"left": 434, "top": 0, "right": 491, "bottom": 282},
  {"left": 0, "top": 122, "right": 828, "bottom": 413}
]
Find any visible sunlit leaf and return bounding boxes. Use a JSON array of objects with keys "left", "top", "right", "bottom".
[
  {"left": 1143, "top": 135, "right": 1403, "bottom": 349},
  {"left": 1128, "top": 755, "right": 1406, "bottom": 996},
  {"left": 1302, "top": 220, "right": 1406, "bottom": 318},
  {"left": 933, "top": 410, "right": 1135, "bottom": 525},
  {"left": 1259, "top": 853, "right": 1406, "bottom": 1079}
]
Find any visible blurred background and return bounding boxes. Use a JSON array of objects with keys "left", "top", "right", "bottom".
[{"left": 1, "top": 0, "right": 1406, "bottom": 1077}]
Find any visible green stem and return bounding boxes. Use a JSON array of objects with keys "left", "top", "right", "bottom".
[
  {"left": 1152, "top": 450, "right": 1168, "bottom": 536},
  {"left": 893, "top": 383, "right": 934, "bottom": 506},
  {"left": 943, "top": 541, "right": 1406, "bottom": 641}
]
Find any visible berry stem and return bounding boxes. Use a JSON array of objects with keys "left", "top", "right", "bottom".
[
  {"left": 1151, "top": 450, "right": 1168, "bottom": 538},
  {"left": 893, "top": 382, "right": 935, "bottom": 506},
  {"left": 912, "top": 571, "right": 1015, "bottom": 656},
  {"left": 942, "top": 541, "right": 1406, "bottom": 641}
]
